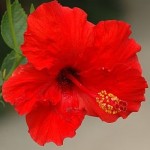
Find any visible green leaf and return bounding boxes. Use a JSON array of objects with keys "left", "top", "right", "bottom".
[
  {"left": 0, "top": 71, "right": 3, "bottom": 86},
  {"left": 0, "top": 73, "right": 4, "bottom": 108},
  {"left": 0, "top": 94, "right": 5, "bottom": 108},
  {"left": 30, "top": 3, "right": 35, "bottom": 14},
  {"left": 1, "top": 50, "right": 25, "bottom": 81},
  {"left": 20, "top": 57, "right": 27, "bottom": 64},
  {"left": 1, "top": 51, "right": 17, "bottom": 81},
  {"left": 1, "top": 0, "right": 27, "bottom": 52}
]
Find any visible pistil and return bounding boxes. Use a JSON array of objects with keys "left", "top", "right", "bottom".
[{"left": 67, "top": 74, "right": 127, "bottom": 115}]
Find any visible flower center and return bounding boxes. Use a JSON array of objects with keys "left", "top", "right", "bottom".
[
  {"left": 66, "top": 74, "right": 127, "bottom": 115},
  {"left": 57, "top": 67, "right": 79, "bottom": 89}
]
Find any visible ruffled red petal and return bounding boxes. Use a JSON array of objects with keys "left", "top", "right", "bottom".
[
  {"left": 2, "top": 63, "right": 60, "bottom": 115},
  {"left": 26, "top": 91, "right": 85, "bottom": 146},
  {"left": 79, "top": 64, "right": 147, "bottom": 123},
  {"left": 21, "top": 1, "right": 94, "bottom": 70},
  {"left": 94, "top": 20, "right": 141, "bottom": 70}
]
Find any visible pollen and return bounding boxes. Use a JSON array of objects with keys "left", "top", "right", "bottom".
[{"left": 96, "top": 90, "right": 127, "bottom": 114}]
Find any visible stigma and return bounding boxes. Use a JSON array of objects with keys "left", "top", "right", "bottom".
[{"left": 96, "top": 90, "right": 127, "bottom": 114}]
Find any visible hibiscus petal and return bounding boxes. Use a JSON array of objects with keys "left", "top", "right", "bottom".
[
  {"left": 78, "top": 92, "right": 119, "bottom": 122},
  {"left": 21, "top": 1, "right": 94, "bottom": 70},
  {"left": 110, "top": 65, "right": 147, "bottom": 101},
  {"left": 2, "top": 63, "right": 59, "bottom": 115},
  {"left": 99, "top": 68, "right": 147, "bottom": 122},
  {"left": 79, "top": 64, "right": 147, "bottom": 123},
  {"left": 26, "top": 92, "right": 85, "bottom": 146},
  {"left": 94, "top": 20, "right": 141, "bottom": 69}
]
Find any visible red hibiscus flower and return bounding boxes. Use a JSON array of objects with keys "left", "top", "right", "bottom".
[{"left": 2, "top": 0, "right": 147, "bottom": 146}]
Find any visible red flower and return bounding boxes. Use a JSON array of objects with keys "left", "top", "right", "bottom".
[{"left": 2, "top": 0, "right": 147, "bottom": 146}]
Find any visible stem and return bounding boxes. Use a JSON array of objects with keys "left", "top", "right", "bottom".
[
  {"left": 4, "top": 0, "right": 24, "bottom": 80},
  {"left": 4, "top": 54, "right": 24, "bottom": 81},
  {"left": 6, "top": 0, "right": 19, "bottom": 52}
]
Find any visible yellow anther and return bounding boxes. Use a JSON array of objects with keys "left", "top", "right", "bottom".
[{"left": 96, "top": 90, "right": 127, "bottom": 115}]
